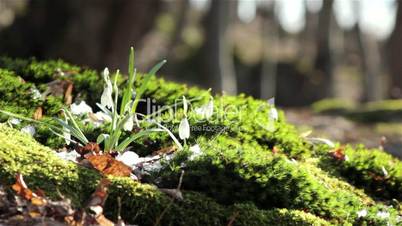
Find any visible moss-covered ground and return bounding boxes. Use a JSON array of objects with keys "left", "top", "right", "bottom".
[{"left": 1, "top": 57, "right": 402, "bottom": 225}]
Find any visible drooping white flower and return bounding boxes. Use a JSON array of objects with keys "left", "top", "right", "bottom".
[
  {"left": 101, "top": 68, "right": 113, "bottom": 109},
  {"left": 9, "top": 118, "right": 21, "bottom": 125},
  {"left": 21, "top": 125, "right": 36, "bottom": 136},
  {"left": 376, "top": 210, "right": 390, "bottom": 219},
  {"left": 117, "top": 151, "right": 140, "bottom": 167},
  {"left": 189, "top": 144, "right": 202, "bottom": 161},
  {"left": 71, "top": 101, "right": 93, "bottom": 115},
  {"left": 269, "top": 107, "right": 279, "bottom": 121},
  {"left": 179, "top": 118, "right": 190, "bottom": 140},
  {"left": 123, "top": 115, "right": 134, "bottom": 131},
  {"left": 357, "top": 209, "right": 368, "bottom": 218},
  {"left": 195, "top": 98, "right": 214, "bottom": 119},
  {"left": 94, "top": 111, "right": 112, "bottom": 122}
]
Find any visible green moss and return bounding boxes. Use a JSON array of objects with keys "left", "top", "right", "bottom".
[
  {"left": 0, "top": 124, "right": 330, "bottom": 226},
  {"left": 154, "top": 135, "right": 401, "bottom": 223},
  {"left": 318, "top": 144, "right": 402, "bottom": 201}
]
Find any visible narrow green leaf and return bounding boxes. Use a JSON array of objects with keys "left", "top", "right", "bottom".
[
  {"left": 132, "top": 60, "right": 167, "bottom": 113},
  {"left": 116, "top": 128, "right": 163, "bottom": 152}
]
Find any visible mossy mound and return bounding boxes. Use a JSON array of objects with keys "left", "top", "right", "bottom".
[
  {"left": 1, "top": 58, "right": 402, "bottom": 225},
  {"left": 0, "top": 124, "right": 329, "bottom": 226}
]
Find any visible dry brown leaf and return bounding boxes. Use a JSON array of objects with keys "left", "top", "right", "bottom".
[
  {"left": 94, "top": 214, "right": 115, "bottom": 226},
  {"left": 64, "top": 82, "right": 74, "bottom": 105},
  {"left": 86, "top": 154, "right": 132, "bottom": 177},
  {"left": 11, "top": 174, "right": 47, "bottom": 206},
  {"left": 152, "top": 146, "right": 177, "bottom": 156},
  {"left": 12, "top": 173, "right": 34, "bottom": 201},
  {"left": 329, "top": 147, "right": 346, "bottom": 161},
  {"left": 75, "top": 142, "right": 101, "bottom": 157},
  {"left": 33, "top": 106, "right": 43, "bottom": 120}
]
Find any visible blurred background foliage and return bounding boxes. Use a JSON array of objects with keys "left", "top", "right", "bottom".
[{"left": 0, "top": 0, "right": 400, "bottom": 106}]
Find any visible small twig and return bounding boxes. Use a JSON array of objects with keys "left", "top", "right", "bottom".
[
  {"left": 153, "top": 170, "right": 185, "bottom": 226},
  {"left": 227, "top": 211, "right": 239, "bottom": 226},
  {"left": 177, "top": 170, "right": 184, "bottom": 190}
]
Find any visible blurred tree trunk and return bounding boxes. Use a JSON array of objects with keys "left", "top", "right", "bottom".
[
  {"left": 354, "top": 25, "right": 383, "bottom": 102},
  {"left": 202, "top": 0, "right": 237, "bottom": 94},
  {"left": 259, "top": 4, "right": 277, "bottom": 99},
  {"left": 102, "top": 0, "right": 161, "bottom": 72},
  {"left": 167, "top": 0, "right": 189, "bottom": 58},
  {"left": 387, "top": 0, "right": 402, "bottom": 98},
  {"left": 314, "top": 0, "right": 334, "bottom": 99}
]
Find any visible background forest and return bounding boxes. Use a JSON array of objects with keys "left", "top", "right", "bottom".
[{"left": 0, "top": 0, "right": 400, "bottom": 106}]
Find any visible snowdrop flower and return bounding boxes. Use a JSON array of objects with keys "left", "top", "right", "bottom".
[
  {"left": 188, "top": 144, "right": 202, "bottom": 161},
  {"left": 269, "top": 107, "right": 279, "bottom": 121},
  {"left": 9, "top": 118, "right": 21, "bottom": 125},
  {"left": 195, "top": 97, "right": 214, "bottom": 119},
  {"left": 179, "top": 118, "right": 190, "bottom": 140},
  {"left": 71, "top": 101, "right": 93, "bottom": 115},
  {"left": 21, "top": 125, "right": 36, "bottom": 136},
  {"left": 377, "top": 210, "right": 390, "bottom": 219},
  {"left": 267, "top": 97, "right": 278, "bottom": 121},
  {"left": 117, "top": 151, "right": 140, "bottom": 167},
  {"left": 30, "top": 87, "right": 42, "bottom": 100},
  {"left": 123, "top": 115, "right": 134, "bottom": 131},
  {"left": 100, "top": 68, "right": 113, "bottom": 109},
  {"left": 94, "top": 111, "right": 112, "bottom": 122},
  {"left": 357, "top": 209, "right": 368, "bottom": 218}
]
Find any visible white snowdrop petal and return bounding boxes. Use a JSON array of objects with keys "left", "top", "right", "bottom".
[
  {"left": 123, "top": 115, "right": 134, "bottom": 131},
  {"left": 103, "top": 67, "right": 109, "bottom": 77},
  {"left": 100, "top": 86, "right": 113, "bottom": 109},
  {"left": 179, "top": 118, "right": 190, "bottom": 140},
  {"left": 269, "top": 107, "right": 278, "bottom": 121},
  {"left": 94, "top": 111, "right": 112, "bottom": 122},
  {"left": 21, "top": 125, "right": 36, "bottom": 136},
  {"left": 71, "top": 101, "right": 93, "bottom": 115}
]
